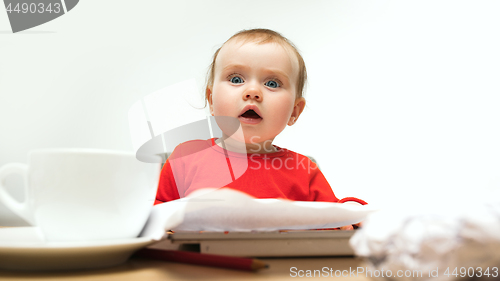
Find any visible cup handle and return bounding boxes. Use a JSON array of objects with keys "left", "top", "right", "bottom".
[{"left": 0, "top": 163, "right": 33, "bottom": 224}]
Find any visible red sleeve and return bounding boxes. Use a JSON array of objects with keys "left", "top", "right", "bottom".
[
  {"left": 154, "top": 154, "right": 181, "bottom": 205},
  {"left": 308, "top": 160, "right": 340, "bottom": 202}
]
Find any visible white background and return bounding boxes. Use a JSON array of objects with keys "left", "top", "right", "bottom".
[{"left": 1, "top": 0, "right": 499, "bottom": 225}]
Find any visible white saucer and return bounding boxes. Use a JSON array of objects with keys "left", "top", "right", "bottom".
[{"left": 0, "top": 227, "right": 155, "bottom": 271}]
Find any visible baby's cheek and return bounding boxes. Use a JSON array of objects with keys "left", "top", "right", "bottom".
[
  {"left": 279, "top": 101, "right": 296, "bottom": 121},
  {"left": 271, "top": 111, "right": 293, "bottom": 133},
  {"left": 212, "top": 99, "right": 231, "bottom": 116}
]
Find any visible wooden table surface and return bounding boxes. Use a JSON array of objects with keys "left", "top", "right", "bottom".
[{"left": 0, "top": 255, "right": 373, "bottom": 281}]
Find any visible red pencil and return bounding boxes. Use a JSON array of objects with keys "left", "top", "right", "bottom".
[{"left": 134, "top": 248, "right": 268, "bottom": 271}]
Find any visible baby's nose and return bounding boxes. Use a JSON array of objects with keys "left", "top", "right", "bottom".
[{"left": 243, "top": 85, "right": 262, "bottom": 101}]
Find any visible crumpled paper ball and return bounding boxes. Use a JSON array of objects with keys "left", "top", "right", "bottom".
[{"left": 350, "top": 202, "right": 500, "bottom": 281}]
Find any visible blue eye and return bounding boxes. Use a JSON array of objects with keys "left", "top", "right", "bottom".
[
  {"left": 265, "top": 80, "right": 280, "bottom": 88},
  {"left": 230, "top": 76, "right": 244, "bottom": 84}
]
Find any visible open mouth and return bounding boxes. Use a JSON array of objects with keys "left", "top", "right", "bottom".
[{"left": 239, "top": 109, "right": 262, "bottom": 119}]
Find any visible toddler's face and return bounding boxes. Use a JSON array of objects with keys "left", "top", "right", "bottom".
[{"left": 208, "top": 40, "right": 304, "bottom": 146}]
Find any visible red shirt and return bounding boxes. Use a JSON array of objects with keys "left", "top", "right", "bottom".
[{"left": 155, "top": 138, "right": 366, "bottom": 205}]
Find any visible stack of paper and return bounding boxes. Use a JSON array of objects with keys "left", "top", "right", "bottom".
[{"left": 140, "top": 188, "right": 378, "bottom": 240}]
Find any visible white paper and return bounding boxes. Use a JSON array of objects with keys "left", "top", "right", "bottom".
[
  {"left": 140, "top": 188, "right": 379, "bottom": 240},
  {"left": 350, "top": 202, "right": 500, "bottom": 281}
]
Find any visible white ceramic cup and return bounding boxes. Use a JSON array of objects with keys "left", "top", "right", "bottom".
[{"left": 0, "top": 149, "right": 161, "bottom": 242}]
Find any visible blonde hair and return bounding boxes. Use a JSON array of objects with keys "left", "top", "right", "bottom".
[{"left": 205, "top": 28, "right": 307, "bottom": 103}]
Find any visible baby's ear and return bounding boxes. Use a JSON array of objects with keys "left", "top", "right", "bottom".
[
  {"left": 288, "top": 98, "right": 306, "bottom": 126},
  {"left": 206, "top": 88, "right": 214, "bottom": 116}
]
